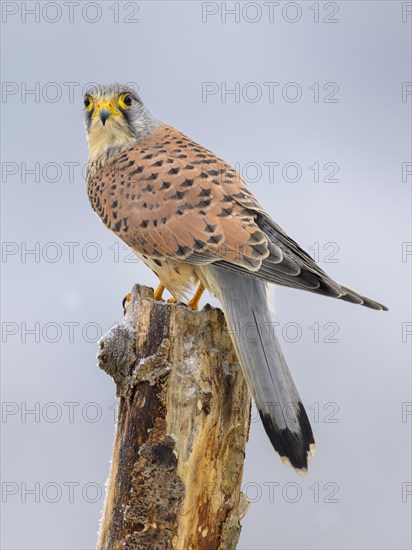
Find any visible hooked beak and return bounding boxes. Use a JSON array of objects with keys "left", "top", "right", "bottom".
[
  {"left": 99, "top": 109, "right": 111, "bottom": 126},
  {"left": 93, "top": 100, "right": 121, "bottom": 126}
]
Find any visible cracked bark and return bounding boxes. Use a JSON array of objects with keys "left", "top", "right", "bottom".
[{"left": 96, "top": 284, "right": 251, "bottom": 550}]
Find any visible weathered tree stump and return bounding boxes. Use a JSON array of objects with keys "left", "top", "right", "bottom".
[{"left": 96, "top": 284, "right": 251, "bottom": 550}]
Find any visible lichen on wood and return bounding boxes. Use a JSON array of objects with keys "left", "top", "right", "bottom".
[{"left": 96, "top": 284, "right": 251, "bottom": 550}]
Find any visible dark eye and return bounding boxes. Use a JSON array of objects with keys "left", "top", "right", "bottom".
[
  {"left": 122, "top": 94, "right": 132, "bottom": 106},
  {"left": 84, "top": 95, "right": 92, "bottom": 110}
]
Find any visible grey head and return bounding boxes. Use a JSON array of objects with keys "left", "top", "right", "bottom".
[{"left": 83, "top": 82, "right": 161, "bottom": 164}]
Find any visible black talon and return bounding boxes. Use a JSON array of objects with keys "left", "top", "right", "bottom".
[{"left": 122, "top": 293, "right": 130, "bottom": 315}]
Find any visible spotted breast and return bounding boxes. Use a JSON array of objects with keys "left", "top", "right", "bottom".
[{"left": 86, "top": 125, "right": 269, "bottom": 299}]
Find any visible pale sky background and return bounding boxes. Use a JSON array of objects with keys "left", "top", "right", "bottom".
[{"left": 1, "top": 1, "right": 411, "bottom": 549}]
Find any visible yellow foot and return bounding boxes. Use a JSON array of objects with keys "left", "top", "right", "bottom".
[
  {"left": 154, "top": 283, "right": 165, "bottom": 301},
  {"left": 122, "top": 292, "right": 131, "bottom": 315},
  {"left": 187, "top": 283, "right": 205, "bottom": 311},
  {"left": 167, "top": 297, "right": 177, "bottom": 303}
]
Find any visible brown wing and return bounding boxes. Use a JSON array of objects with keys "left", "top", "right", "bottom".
[
  {"left": 91, "top": 124, "right": 386, "bottom": 310},
  {"left": 94, "top": 125, "right": 281, "bottom": 271},
  {"left": 216, "top": 169, "right": 387, "bottom": 310}
]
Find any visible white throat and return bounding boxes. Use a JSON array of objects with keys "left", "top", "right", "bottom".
[{"left": 87, "top": 119, "right": 136, "bottom": 165}]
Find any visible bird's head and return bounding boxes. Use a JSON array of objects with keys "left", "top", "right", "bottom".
[{"left": 84, "top": 82, "right": 160, "bottom": 163}]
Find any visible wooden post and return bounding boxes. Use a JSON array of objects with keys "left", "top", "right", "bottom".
[{"left": 96, "top": 284, "right": 251, "bottom": 550}]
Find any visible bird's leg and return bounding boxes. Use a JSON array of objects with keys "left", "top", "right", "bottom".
[
  {"left": 154, "top": 283, "right": 165, "bottom": 301},
  {"left": 154, "top": 282, "right": 176, "bottom": 303},
  {"left": 187, "top": 283, "right": 205, "bottom": 311}
]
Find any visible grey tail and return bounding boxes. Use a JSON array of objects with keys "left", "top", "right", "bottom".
[{"left": 204, "top": 265, "right": 315, "bottom": 474}]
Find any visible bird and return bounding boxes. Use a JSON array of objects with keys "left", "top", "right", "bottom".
[{"left": 84, "top": 82, "right": 388, "bottom": 475}]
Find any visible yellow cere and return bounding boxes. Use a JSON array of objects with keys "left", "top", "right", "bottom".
[{"left": 91, "top": 99, "right": 122, "bottom": 119}]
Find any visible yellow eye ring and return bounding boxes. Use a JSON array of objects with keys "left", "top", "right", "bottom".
[
  {"left": 118, "top": 93, "right": 133, "bottom": 109},
  {"left": 84, "top": 95, "right": 93, "bottom": 112}
]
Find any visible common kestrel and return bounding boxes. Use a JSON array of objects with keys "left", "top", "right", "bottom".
[{"left": 84, "top": 83, "right": 387, "bottom": 474}]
